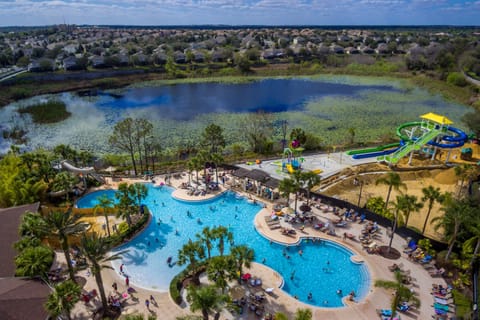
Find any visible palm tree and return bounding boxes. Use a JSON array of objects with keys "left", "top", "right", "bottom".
[
  {"left": 206, "top": 255, "right": 235, "bottom": 293},
  {"left": 212, "top": 226, "right": 234, "bottom": 256},
  {"left": 210, "top": 153, "right": 224, "bottom": 185},
  {"left": 115, "top": 182, "right": 136, "bottom": 226},
  {"left": 421, "top": 185, "right": 444, "bottom": 235},
  {"left": 197, "top": 227, "right": 215, "bottom": 259},
  {"left": 186, "top": 285, "right": 228, "bottom": 320},
  {"left": 197, "top": 150, "right": 212, "bottom": 181},
  {"left": 464, "top": 208, "right": 480, "bottom": 265},
  {"left": 291, "top": 171, "right": 304, "bottom": 213},
  {"left": 278, "top": 177, "right": 296, "bottom": 205},
  {"left": 375, "top": 172, "right": 406, "bottom": 209},
  {"left": 454, "top": 164, "right": 479, "bottom": 197},
  {"left": 189, "top": 157, "right": 203, "bottom": 184},
  {"left": 294, "top": 308, "right": 313, "bottom": 320},
  {"left": 386, "top": 197, "right": 402, "bottom": 254},
  {"left": 432, "top": 197, "right": 471, "bottom": 261},
  {"left": 397, "top": 194, "right": 423, "bottom": 227},
  {"left": 41, "top": 208, "right": 88, "bottom": 282},
  {"left": 302, "top": 171, "right": 321, "bottom": 205},
  {"left": 178, "top": 239, "right": 206, "bottom": 285},
  {"left": 130, "top": 182, "right": 149, "bottom": 208},
  {"left": 15, "top": 245, "right": 54, "bottom": 278},
  {"left": 44, "top": 280, "right": 81, "bottom": 320},
  {"left": 230, "top": 245, "right": 254, "bottom": 281},
  {"left": 375, "top": 271, "right": 421, "bottom": 318},
  {"left": 94, "top": 195, "right": 114, "bottom": 237},
  {"left": 79, "top": 232, "right": 128, "bottom": 314}
]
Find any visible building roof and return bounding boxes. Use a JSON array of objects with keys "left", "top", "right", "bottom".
[
  {"left": 420, "top": 112, "right": 453, "bottom": 125},
  {"left": 0, "top": 278, "right": 50, "bottom": 320},
  {"left": 0, "top": 202, "right": 40, "bottom": 277},
  {"left": 0, "top": 203, "right": 51, "bottom": 320}
]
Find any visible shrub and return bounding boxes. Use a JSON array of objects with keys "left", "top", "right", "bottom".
[
  {"left": 446, "top": 72, "right": 467, "bottom": 87},
  {"left": 418, "top": 238, "right": 435, "bottom": 256}
]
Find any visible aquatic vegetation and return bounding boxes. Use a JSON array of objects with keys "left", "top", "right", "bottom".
[
  {"left": 18, "top": 100, "right": 70, "bottom": 124},
  {"left": 0, "top": 76, "right": 472, "bottom": 154}
]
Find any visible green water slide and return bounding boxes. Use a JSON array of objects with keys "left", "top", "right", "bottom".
[
  {"left": 346, "top": 142, "right": 400, "bottom": 156},
  {"left": 378, "top": 128, "right": 441, "bottom": 164}
]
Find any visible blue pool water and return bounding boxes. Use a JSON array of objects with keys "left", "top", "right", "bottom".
[{"left": 77, "top": 185, "right": 370, "bottom": 307}]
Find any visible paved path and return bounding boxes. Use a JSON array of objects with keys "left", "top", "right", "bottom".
[{"left": 237, "top": 151, "right": 375, "bottom": 181}]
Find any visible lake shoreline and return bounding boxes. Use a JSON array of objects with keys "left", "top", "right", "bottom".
[{"left": 0, "top": 64, "right": 476, "bottom": 109}]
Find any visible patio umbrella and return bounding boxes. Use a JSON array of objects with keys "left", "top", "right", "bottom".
[{"left": 299, "top": 204, "right": 312, "bottom": 212}]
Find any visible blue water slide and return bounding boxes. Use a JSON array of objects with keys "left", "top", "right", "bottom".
[
  {"left": 352, "top": 147, "right": 399, "bottom": 159},
  {"left": 430, "top": 126, "right": 468, "bottom": 148}
]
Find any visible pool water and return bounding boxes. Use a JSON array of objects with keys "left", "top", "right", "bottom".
[{"left": 77, "top": 185, "right": 370, "bottom": 307}]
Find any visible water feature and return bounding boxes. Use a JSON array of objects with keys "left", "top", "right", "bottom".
[
  {"left": 77, "top": 185, "right": 370, "bottom": 308},
  {"left": 0, "top": 76, "right": 471, "bottom": 154}
]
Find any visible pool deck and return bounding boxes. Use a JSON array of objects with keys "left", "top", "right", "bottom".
[{"left": 68, "top": 173, "right": 449, "bottom": 320}]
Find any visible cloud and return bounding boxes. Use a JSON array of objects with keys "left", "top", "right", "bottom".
[{"left": 0, "top": 0, "right": 478, "bottom": 25}]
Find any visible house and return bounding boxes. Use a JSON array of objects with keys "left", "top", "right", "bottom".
[
  {"left": 27, "top": 58, "right": 54, "bottom": 72},
  {"left": 376, "top": 43, "right": 390, "bottom": 55},
  {"left": 173, "top": 51, "right": 186, "bottom": 64},
  {"left": 153, "top": 52, "right": 167, "bottom": 65},
  {"left": 261, "top": 48, "right": 285, "bottom": 60},
  {"left": 358, "top": 45, "right": 375, "bottom": 54},
  {"left": 330, "top": 44, "right": 345, "bottom": 54},
  {"left": 345, "top": 47, "right": 360, "bottom": 54},
  {"left": 0, "top": 203, "right": 51, "bottom": 320},
  {"left": 63, "top": 43, "right": 78, "bottom": 54},
  {"left": 89, "top": 55, "right": 106, "bottom": 68},
  {"left": 192, "top": 51, "right": 205, "bottom": 63},
  {"left": 62, "top": 56, "right": 78, "bottom": 70},
  {"left": 131, "top": 52, "right": 148, "bottom": 65}
]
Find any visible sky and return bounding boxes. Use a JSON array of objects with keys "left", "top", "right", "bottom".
[{"left": 0, "top": 0, "right": 479, "bottom": 27}]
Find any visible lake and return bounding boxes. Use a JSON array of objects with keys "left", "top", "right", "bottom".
[{"left": 0, "top": 76, "right": 472, "bottom": 154}]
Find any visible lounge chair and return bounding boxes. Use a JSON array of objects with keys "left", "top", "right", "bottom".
[
  {"left": 433, "top": 302, "right": 449, "bottom": 312},
  {"left": 388, "top": 263, "right": 404, "bottom": 272},
  {"left": 268, "top": 224, "right": 281, "bottom": 230}
]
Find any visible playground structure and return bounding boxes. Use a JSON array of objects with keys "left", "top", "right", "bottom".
[
  {"left": 282, "top": 147, "right": 304, "bottom": 173},
  {"left": 347, "top": 113, "right": 468, "bottom": 165}
]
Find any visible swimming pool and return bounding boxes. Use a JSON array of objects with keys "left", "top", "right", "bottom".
[{"left": 77, "top": 184, "right": 370, "bottom": 307}]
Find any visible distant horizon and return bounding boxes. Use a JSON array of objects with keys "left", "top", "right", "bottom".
[
  {"left": 0, "top": 0, "right": 479, "bottom": 27},
  {"left": 1, "top": 24, "right": 479, "bottom": 29}
]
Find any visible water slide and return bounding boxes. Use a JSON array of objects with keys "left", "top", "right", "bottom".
[
  {"left": 346, "top": 142, "right": 400, "bottom": 156},
  {"left": 351, "top": 146, "right": 400, "bottom": 160},
  {"left": 61, "top": 161, "right": 105, "bottom": 183},
  {"left": 348, "top": 118, "right": 467, "bottom": 163},
  {"left": 378, "top": 128, "right": 441, "bottom": 164}
]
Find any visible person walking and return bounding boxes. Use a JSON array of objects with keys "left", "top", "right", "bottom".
[
  {"left": 125, "top": 276, "right": 129, "bottom": 287},
  {"left": 145, "top": 299, "right": 150, "bottom": 310}
]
